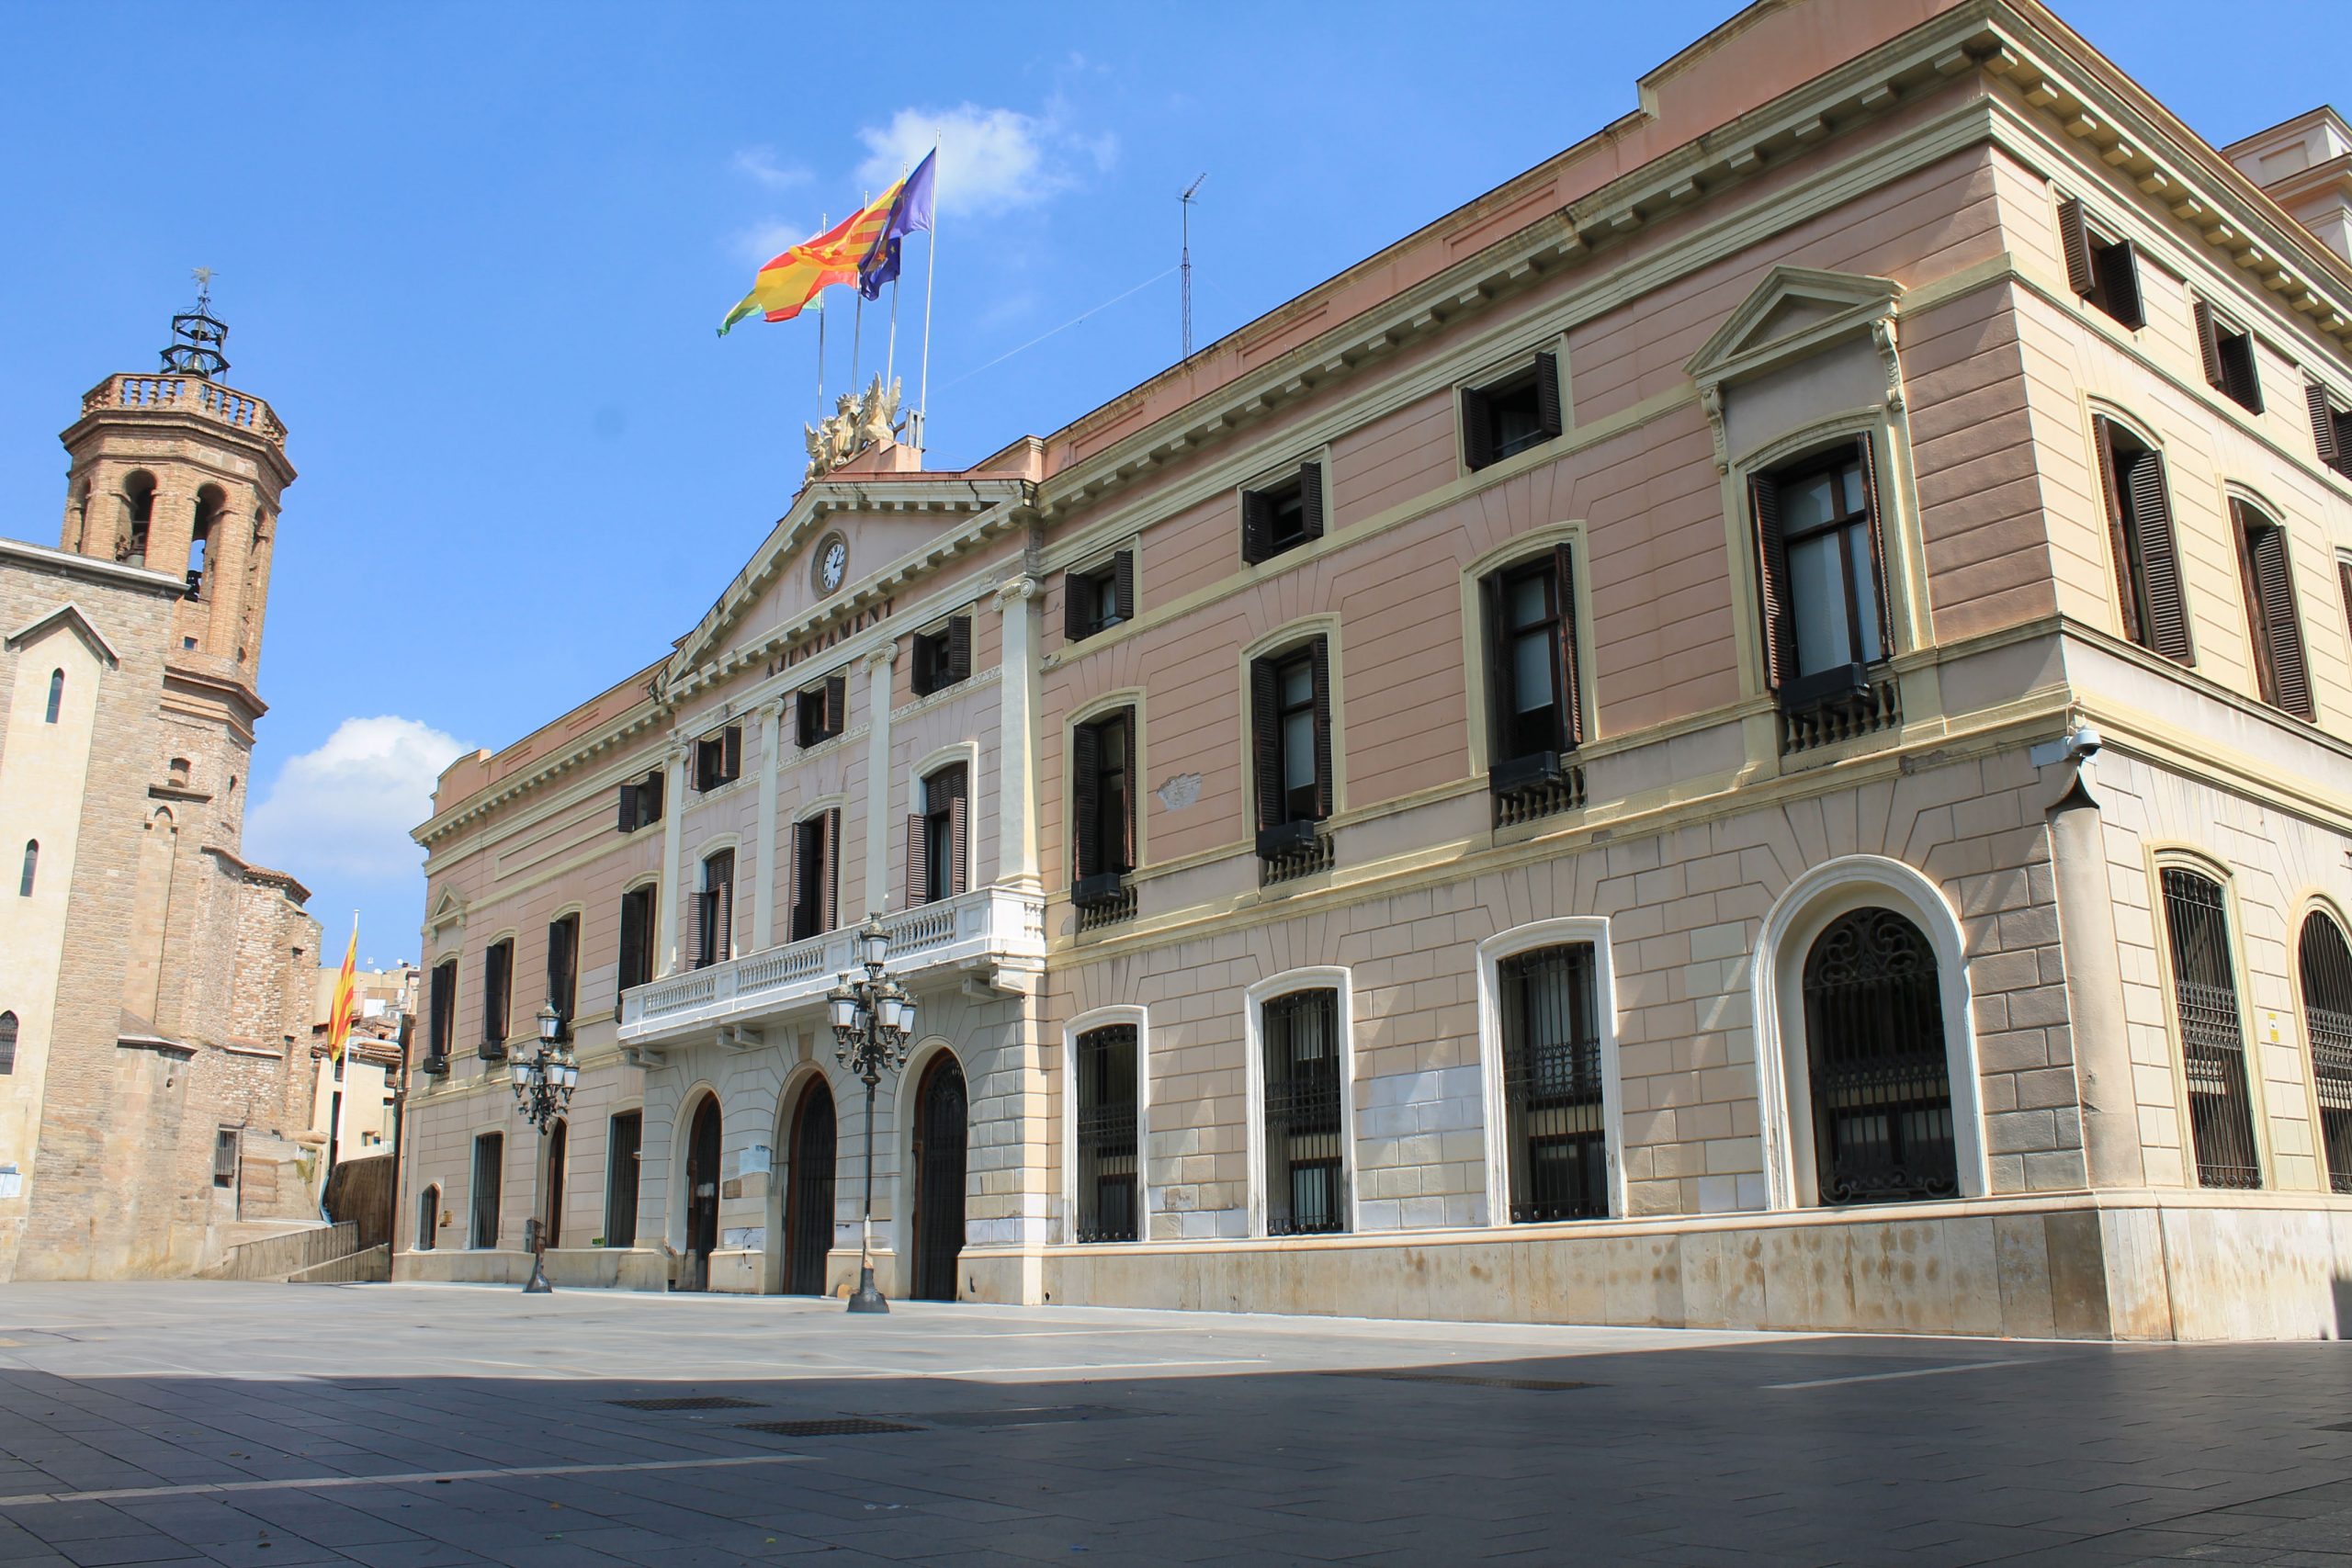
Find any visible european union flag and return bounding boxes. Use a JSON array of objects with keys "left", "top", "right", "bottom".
[{"left": 858, "top": 147, "right": 937, "bottom": 300}]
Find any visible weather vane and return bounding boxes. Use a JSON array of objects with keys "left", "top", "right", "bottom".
[{"left": 163, "top": 267, "right": 230, "bottom": 380}]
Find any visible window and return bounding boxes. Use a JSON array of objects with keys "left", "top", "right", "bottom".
[
  {"left": 1249, "top": 639, "right": 1331, "bottom": 857},
  {"left": 1064, "top": 551, "right": 1135, "bottom": 643},
  {"left": 1801, "top": 908, "right": 1958, "bottom": 1204},
  {"left": 1498, "top": 945, "right": 1609, "bottom": 1222},
  {"left": 471, "top": 1133, "right": 503, "bottom": 1248},
  {"left": 2094, "top": 417, "right": 2194, "bottom": 664},
  {"left": 545, "top": 912, "right": 580, "bottom": 1027},
  {"left": 2058, "top": 197, "right": 2144, "bottom": 329},
  {"left": 416, "top": 1184, "right": 439, "bottom": 1251},
  {"left": 788, "top": 810, "right": 841, "bottom": 942},
  {"left": 907, "top": 763, "right": 967, "bottom": 907},
  {"left": 167, "top": 757, "right": 190, "bottom": 786},
  {"left": 1261, "top": 989, "right": 1344, "bottom": 1235},
  {"left": 1240, "top": 462, "right": 1325, "bottom": 566},
  {"left": 43, "top": 670, "right": 62, "bottom": 725},
  {"left": 481, "top": 937, "right": 514, "bottom": 1058},
  {"left": 2298, "top": 912, "right": 2352, "bottom": 1196},
  {"left": 605, "top": 1111, "right": 642, "bottom": 1247},
  {"left": 1073, "top": 1024, "right": 1139, "bottom": 1242},
  {"left": 2308, "top": 382, "right": 2352, "bottom": 479},
  {"left": 2194, "top": 301, "right": 2262, "bottom": 412},
  {"left": 0, "top": 1011, "right": 16, "bottom": 1076},
  {"left": 615, "top": 768, "right": 664, "bottom": 833},
  {"left": 120, "top": 470, "right": 154, "bottom": 566},
  {"left": 797, "top": 676, "right": 847, "bottom": 748},
  {"left": 694, "top": 850, "right": 735, "bottom": 969},
  {"left": 1750, "top": 439, "right": 1890, "bottom": 705},
  {"left": 1481, "top": 546, "right": 1584, "bottom": 788},
  {"left": 1461, "top": 351, "right": 1563, "bottom": 471},
  {"left": 2232, "top": 501, "right": 2313, "bottom": 718},
  {"left": 213, "top": 1128, "right": 239, "bottom": 1189},
  {"left": 17, "top": 840, "right": 35, "bottom": 898},
  {"left": 426, "top": 959, "right": 456, "bottom": 1065},
  {"left": 910, "top": 617, "right": 973, "bottom": 697},
  {"left": 2160, "top": 868, "right": 2261, "bottom": 1190},
  {"left": 616, "top": 886, "right": 657, "bottom": 994},
  {"left": 693, "top": 726, "right": 741, "bottom": 791},
  {"left": 1070, "top": 708, "right": 1136, "bottom": 906}
]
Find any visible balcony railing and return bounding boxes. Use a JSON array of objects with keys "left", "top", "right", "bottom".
[
  {"left": 617, "top": 883, "right": 1046, "bottom": 1046},
  {"left": 81, "top": 374, "right": 287, "bottom": 447}
]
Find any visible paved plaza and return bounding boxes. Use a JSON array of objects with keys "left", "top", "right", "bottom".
[{"left": 0, "top": 1284, "right": 2346, "bottom": 1566}]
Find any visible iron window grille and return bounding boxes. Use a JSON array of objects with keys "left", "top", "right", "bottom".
[
  {"left": 416, "top": 1185, "right": 439, "bottom": 1250},
  {"left": 2160, "top": 869, "right": 2263, "bottom": 1190},
  {"left": 1801, "top": 908, "right": 1959, "bottom": 1205},
  {"left": 2058, "top": 197, "right": 2145, "bottom": 329},
  {"left": 1240, "top": 462, "right": 1324, "bottom": 566},
  {"left": 1498, "top": 944, "right": 1610, "bottom": 1223},
  {"left": 471, "top": 1133, "right": 503, "bottom": 1249},
  {"left": 2094, "top": 417, "right": 2195, "bottom": 665},
  {"left": 1065, "top": 552, "right": 1135, "bottom": 642},
  {"left": 1074, "top": 1025, "right": 1140, "bottom": 1242},
  {"left": 1461, "top": 352, "right": 1563, "bottom": 471},
  {"left": 694, "top": 727, "right": 742, "bottom": 792},
  {"left": 910, "top": 617, "right": 973, "bottom": 696},
  {"left": 1261, "top": 989, "right": 1345, "bottom": 1235},
  {"left": 0, "top": 1011, "right": 15, "bottom": 1076},
  {"left": 2296, "top": 912, "right": 2352, "bottom": 1195}
]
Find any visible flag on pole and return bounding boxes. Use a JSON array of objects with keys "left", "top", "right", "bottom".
[
  {"left": 858, "top": 148, "right": 937, "bottom": 300},
  {"left": 327, "top": 922, "right": 357, "bottom": 1062},
  {"left": 718, "top": 163, "right": 929, "bottom": 337}
]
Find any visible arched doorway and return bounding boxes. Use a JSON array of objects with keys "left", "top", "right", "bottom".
[
  {"left": 682, "top": 1094, "right": 721, "bottom": 1291},
  {"left": 542, "top": 1120, "right": 567, "bottom": 1250},
  {"left": 910, "top": 1054, "right": 968, "bottom": 1302},
  {"left": 1801, "top": 907, "right": 1958, "bottom": 1204},
  {"left": 416, "top": 1184, "right": 439, "bottom": 1251},
  {"left": 784, "top": 1079, "right": 837, "bottom": 1296}
]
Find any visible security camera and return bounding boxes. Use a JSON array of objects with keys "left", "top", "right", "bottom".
[{"left": 2064, "top": 719, "right": 2102, "bottom": 761}]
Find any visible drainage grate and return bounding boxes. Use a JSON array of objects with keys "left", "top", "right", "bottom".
[
  {"left": 736, "top": 1418, "right": 924, "bottom": 1438},
  {"left": 606, "top": 1396, "right": 763, "bottom": 1411},
  {"left": 1321, "top": 1371, "right": 1597, "bottom": 1392}
]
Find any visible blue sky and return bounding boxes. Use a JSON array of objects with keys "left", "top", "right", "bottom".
[{"left": 0, "top": 1, "right": 2336, "bottom": 967}]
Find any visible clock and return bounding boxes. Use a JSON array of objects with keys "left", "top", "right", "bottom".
[{"left": 814, "top": 534, "right": 848, "bottom": 595}]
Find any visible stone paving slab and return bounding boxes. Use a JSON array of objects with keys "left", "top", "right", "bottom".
[{"left": 0, "top": 1283, "right": 2346, "bottom": 1564}]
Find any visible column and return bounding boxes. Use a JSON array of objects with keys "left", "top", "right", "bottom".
[
  {"left": 860, "top": 645, "right": 898, "bottom": 919},
  {"left": 2048, "top": 771, "right": 2143, "bottom": 1189},
  {"left": 994, "top": 576, "right": 1043, "bottom": 890},
  {"left": 752, "top": 700, "right": 783, "bottom": 952},
  {"left": 659, "top": 744, "right": 688, "bottom": 976}
]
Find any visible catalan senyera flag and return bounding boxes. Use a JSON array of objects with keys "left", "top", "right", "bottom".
[
  {"left": 326, "top": 924, "right": 357, "bottom": 1062},
  {"left": 717, "top": 164, "right": 926, "bottom": 336}
]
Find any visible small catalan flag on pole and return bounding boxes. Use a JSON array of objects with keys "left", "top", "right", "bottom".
[{"left": 326, "top": 919, "right": 357, "bottom": 1062}]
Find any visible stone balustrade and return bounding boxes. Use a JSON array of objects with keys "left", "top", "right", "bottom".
[{"left": 81, "top": 373, "right": 286, "bottom": 446}]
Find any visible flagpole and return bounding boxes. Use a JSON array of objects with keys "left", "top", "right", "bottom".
[
  {"left": 918, "top": 212, "right": 937, "bottom": 453},
  {"left": 852, "top": 293, "right": 863, "bottom": 395},
  {"left": 887, "top": 276, "right": 900, "bottom": 391},
  {"left": 816, "top": 212, "right": 828, "bottom": 408}
]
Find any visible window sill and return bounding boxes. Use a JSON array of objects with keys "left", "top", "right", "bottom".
[
  {"left": 1256, "top": 820, "right": 1334, "bottom": 886},
  {"left": 1488, "top": 751, "right": 1587, "bottom": 829}
]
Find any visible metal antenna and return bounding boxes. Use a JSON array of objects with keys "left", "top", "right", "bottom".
[{"left": 1181, "top": 173, "right": 1207, "bottom": 359}]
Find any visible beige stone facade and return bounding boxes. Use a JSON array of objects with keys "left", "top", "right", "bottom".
[
  {"left": 0, "top": 323, "right": 323, "bottom": 1280},
  {"left": 398, "top": 0, "right": 2352, "bottom": 1337}
]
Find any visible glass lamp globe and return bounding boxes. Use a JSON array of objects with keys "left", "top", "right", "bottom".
[{"left": 859, "top": 918, "right": 890, "bottom": 971}]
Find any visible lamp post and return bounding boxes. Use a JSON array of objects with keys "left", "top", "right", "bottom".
[
  {"left": 509, "top": 1001, "right": 578, "bottom": 1294},
  {"left": 826, "top": 915, "right": 917, "bottom": 1314}
]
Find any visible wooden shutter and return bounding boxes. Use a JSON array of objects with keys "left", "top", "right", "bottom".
[
  {"left": 1063, "top": 572, "right": 1090, "bottom": 640},
  {"left": 1297, "top": 462, "right": 1325, "bottom": 544},
  {"left": 483, "top": 942, "right": 508, "bottom": 1045},
  {"left": 947, "top": 616, "right": 971, "bottom": 682},
  {"left": 2092, "top": 417, "right": 2142, "bottom": 645},
  {"left": 1071, "top": 721, "right": 1101, "bottom": 883},
  {"left": 1852, "top": 434, "right": 1896, "bottom": 647},
  {"left": 1308, "top": 637, "right": 1334, "bottom": 820},
  {"left": 1117, "top": 716, "right": 1136, "bottom": 873},
  {"left": 1479, "top": 570, "right": 1511, "bottom": 765},
  {"left": 2194, "top": 300, "right": 2226, "bottom": 390},
  {"left": 824, "top": 675, "right": 846, "bottom": 737},
  {"left": 1533, "top": 351, "right": 1564, "bottom": 440},
  {"left": 2124, "top": 446, "right": 2195, "bottom": 664},
  {"left": 616, "top": 782, "right": 638, "bottom": 833},
  {"left": 1112, "top": 550, "right": 1135, "bottom": 623},
  {"left": 1553, "top": 544, "right": 1586, "bottom": 748},
  {"left": 2310, "top": 383, "right": 2344, "bottom": 471},
  {"left": 2057, "top": 197, "right": 2095, "bottom": 298},
  {"left": 429, "top": 963, "right": 453, "bottom": 1055},
  {"left": 2221, "top": 335, "right": 2261, "bottom": 413},
  {"left": 1250, "top": 657, "right": 1282, "bottom": 830},
  {"left": 1241, "top": 489, "right": 1272, "bottom": 564},
  {"left": 2236, "top": 504, "right": 2313, "bottom": 718},
  {"left": 2097, "top": 241, "right": 2144, "bottom": 329},
  {"left": 948, "top": 769, "right": 968, "bottom": 895},
  {"left": 722, "top": 726, "right": 741, "bottom": 783},
  {"left": 1461, "top": 385, "right": 1496, "bottom": 471},
  {"left": 684, "top": 873, "right": 704, "bottom": 970},
  {"left": 1747, "top": 471, "right": 1792, "bottom": 689},
  {"left": 714, "top": 853, "right": 734, "bottom": 961},
  {"left": 911, "top": 637, "right": 935, "bottom": 697},
  {"left": 644, "top": 769, "right": 664, "bottom": 823},
  {"left": 906, "top": 812, "right": 929, "bottom": 907},
  {"left": 547, "top": 918, "right": 575, "bottom": 1022},
  {"left": 822, "top": 809, "right": 841, "bottom": 932},
  {"left": 617, "top": 893, "right": 645, "bottom": 995},
  {"left": 2338, "top": 557, "right": 2352, "bottom": 648},
  {"left": 786, "top": 822, "right": 806, "bottom": 939}
]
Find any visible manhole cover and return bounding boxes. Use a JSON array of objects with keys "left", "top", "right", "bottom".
[
  {"left": 1321, "top": 1371, "right": 1597, "bottom": 1391},
  {"left": 607, "top": 1396, "right": 763, "bottom": 1411},
  {"left": 737, "top": 1418, "right": 923, "bottom": 1437}
]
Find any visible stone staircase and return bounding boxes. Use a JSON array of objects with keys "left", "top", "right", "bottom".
[{"left": 202, "top": 1221, "right": 365, "bottom": 1282}]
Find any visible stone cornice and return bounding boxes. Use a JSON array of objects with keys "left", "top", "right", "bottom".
[{"left": 0, "top": 536, "right": 183, "bottom": 598}]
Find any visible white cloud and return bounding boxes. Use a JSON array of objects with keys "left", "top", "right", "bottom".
[
  {"left": 732, "top": 146, "right": 810, "bottom": 190},
  {"left": 735, "top": 218, "right": 814, "bottom": 265},
  {"left": 856, "top": 101, "right": 1115, "bottom": 219},
  {"left": 247, "top": 716, "right": 469, "bottom": 884}
]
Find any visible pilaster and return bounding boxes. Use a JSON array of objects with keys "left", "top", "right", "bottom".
[
  {"left": 752, "top": 699, "right": 784, "bottom": 952},
  {"left": 993, "top": 576, "right": 1042, "bottom": 892},
  {"left": 860, "top": 645, "right": 898, "bottom": 918},
  {"left": 660, "top": 743, "right": 688, "bottom": 976}
]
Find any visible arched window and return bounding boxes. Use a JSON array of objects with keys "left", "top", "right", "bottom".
[
  {"left": 2159, "top": 868, "right": 2261, "bottom": 1188},
  {"left": 416, "top": 1184, "right": 439, "bottom": 1251},
  {"left": 908, "top": 762, "right": 968, "bottom": 907},
  {"left": 0, "top": 1011, "right": 17, "bottom": 1075},
  {"left": 167, "top": 757, "right": 191, "bottom": 786},
  {"left": 120, "top": 471, "right": 156, "bottom": 566},
  {"left": 17, "top": 841, "right": 36, "bottom": 898},
  {"left": 1802, "top": 908, "right": 1958, "bottom": 1204},
  {"left": 44, "top": 670, "right": 62, "bottom": 725},
  {"left": 1498, "top": 942, "right": 1609, "bottom": 1221},
  {"left": 185, "top": 486, "right": 222, "bottom": 602},
  {"left": 1260, "top": 988, "right": 1345, "bottom": 1235},
  {"left": 694, "top": 850, "right": 734, "bottom": 969},
  {"left": 2296, "top": 910, "right": 2352, "bottom": 1194}
]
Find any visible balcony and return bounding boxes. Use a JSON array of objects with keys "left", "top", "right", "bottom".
[
  {"left": 617, "top": 884, "right": 1046, "bottom": 1052},
  {"left": 80, "top": 374, "right": 287, "bottom": 448}
]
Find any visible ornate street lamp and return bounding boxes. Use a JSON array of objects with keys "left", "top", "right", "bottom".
[
  {"left": 827, "top": 914, "right": 918, "bottom": 1314},
  {"left": 509, "top": 1000, "right": 578, "bottom": 1294}
]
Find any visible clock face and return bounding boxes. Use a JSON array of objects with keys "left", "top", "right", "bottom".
[{"left": 816, "top": 536, "right": 847, "bottom": 594}]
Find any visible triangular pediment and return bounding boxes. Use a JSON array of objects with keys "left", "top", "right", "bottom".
[
  {"left": 1687, "top": 265, "right": 1901, "bottom": 387},
  {"left": 6, "top": 601, "right": 122, "bottom": 668},
  {"left": 427, "top": 886, "right": 468, "bottom": 931}
]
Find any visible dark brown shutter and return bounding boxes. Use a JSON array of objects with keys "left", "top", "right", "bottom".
[
  {"left": 1250, "top": 657, "right": 1281, "bottom": 830},
  {"left": 947, "top": 616, "right": 971, "bottom": 682},
  {"left": 645, "top": 769, "right": 664, "bottom": 823},
  {"left": 1297, "top": 462, "right": 1325, "bottom": 544},
  {"left": 2097, "top": 240, "right": 2144, "bottom": 329},
  {"left": 1479, "top": 570, "right": 1510, "bottom": 765},
  {"left": 617, "top": 892, "right": 645, "bottom": 995},
  {"left": 1308, "top": 637, "right": 1334, "bottom": 820},
  {"left": 1553, "top": 544, "right": 1585, "bottom": 748},
  {"left": 2194, "top": 300, "right": 2225, "bottom": 390},
  {"left": 2311, "top": 383, "right": 2344, "bottom": 471},
  {"left": 786, "top": 821, "right": 805, "bottom": 938},
  {"left": 824, "top": 675, "right": 846, "bottom": 737},
  {"left": 2093, "top": 417, "right": 2143, "bottom": 646},
  {"left": 1747, "top": 472, "right": 1792, "bottom": 689},
  {"left": 1241, "top": 489, "right": 1272, "bottom": 564},
  {"left": 1118, "top": 715, "right": 1136, "bottom": 872},
  {"left": 1853, "top": 434, "right": 1895, "bottom": 646},
  {"left": 1462, "top": 385, "right": 1496, "bottom": 471},
  {"left": 2125, "top": 447, "right": 2194, "bottom": 665},
  {"left": 822, "top": 809, "right": 841, "bottom": 931},
  {"left": 2058, "top": 197, "right": 2095, "bottom": 298},
  {"left": 2239, "top": 504, "right": 2313, "bottom": 719},
  {"left": 1063, "top": 572, "right": 1088, "bottom": 640},
  {"left": 948, "top": 772, "right": 967, "bottom": 895},
  {"left": 2338, "top": 557, "right": 2352, "bottom": 648},
  {"left": 2222, "top": 335, "right": 2262, "bottom": 412},
  {"left": 684, "top": 871, "right": 703, "bottom": 970},
  {"left": 429, "top": 963, "right": 453, "bottom": 1055},
  {"left": 1113, "top": 550, "right": 1135, "bottom": 623},
  {"left": 1533, "top": 350, "right": 1564, "bottom": 440},
  {"left": 722, "top": 726, "right": 741, "bottom": 783},
  {"left": 715, "top": 855, "right": 734, "bottom": 962},
  {"left": 616, "top": 782, "right": 638, "bottom": 833},
  {"left": 906, "top": 813, "right": 928, "bottom": 907},
  {"left": 1071, "top": 721, "right": 1101, "bottom": 883}
]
